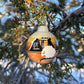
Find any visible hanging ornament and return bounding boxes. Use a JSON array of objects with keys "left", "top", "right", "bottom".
[
  {"left": 26, "top": 26, "right": 58, "bottom": 64},
  {"left": 25, "top": 0, "right": 31, "bottom": 5}
]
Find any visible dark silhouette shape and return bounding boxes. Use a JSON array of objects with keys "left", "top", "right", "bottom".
[
  {"left": 48, "top": 38, "right": 54, "bottom": 47},
  {"left": 40, "top": 57, "right": 54, "bottom": 61},
  {"left": 29, "top": 38, "right": 42, "bottom": 51}
]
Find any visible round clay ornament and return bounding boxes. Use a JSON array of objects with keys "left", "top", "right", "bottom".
[{"left": 26, "top": 26, "right": 58, "bottom": 64}]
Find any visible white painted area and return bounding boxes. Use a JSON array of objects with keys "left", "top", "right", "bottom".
[
  {"left": 38, "top": 26, "right": 48, "bottom": 32},
  {"left": 30, "top": 26, "right": 57, "bottom": 38},
  {"left": 41, "top": 46, "right": 56, "bottom": 58}
]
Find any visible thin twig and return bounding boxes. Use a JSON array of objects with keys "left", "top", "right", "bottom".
[
  {"left": 1, "top": 59, "right": 12, "bottom": 73},
  {"left": 56, "top": 53, "right": 72, "bottom": 59},
  {"left": 16, "top": 69, "right": 26, "bottom": 84},
  {"left": 17, "top": 57, "right": 29, "bottom": 84},
  {"left": 71, "top": 74, "right": 79, "bottom": 83},
  {"left": 39, "top": 0, "right": 43, "bottom": 11},
  {"left": 43, "top": 0, "right": 67, "bottom": 17},
  {"left": 47, "top": 14, "right": 56, "bottom": 29},
  {"left": 35, "top": 70, "right": 49, "bottom": 77},
  {"left": 52, "top": 6, "right": 84, "bottom": 32}
]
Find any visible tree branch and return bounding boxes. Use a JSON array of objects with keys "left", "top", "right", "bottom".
[
  {"left": 17, "top": 58, "right": 29, "bottom": 84},
  {"left": 56, "top": 53, "right": 72, "bottom": 59},
  {"left": 43, "top": 0, "right": 67, "bottom": 17},
  {"left": 82, "top": 0, "right": 84, "bottom": 6},
  {"left": 52, "top": 7, "right": 84, "bottom": 32},
  {"left": 16, "top": 69, "right": 26, "bottom": 84},
  {"left": 47, "top": 14, "right": 56, "bottom": 29}
]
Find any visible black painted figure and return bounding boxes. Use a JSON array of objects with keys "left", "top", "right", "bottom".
[
  {"left": 29, "top": 38, "right": 42, "bottom": 51},
  {"left": 48, "top": 38, "right": 54, "bottom": 47}
]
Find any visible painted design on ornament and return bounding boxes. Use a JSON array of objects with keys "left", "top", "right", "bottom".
[
  {"left": 29, "top": 38, "right": 42, "bottom": 51},
  {"left": 28, "top": 37, "right": 55, "bottom": 52},
  {"left": 48, "top": 38, "right": 54, "bottom": 47},
  {"left": 26, "top": 26, "right": 58, "bottom": 63},
  {"left": 41, "top": 46, "right": 56, "bottom": 58}
]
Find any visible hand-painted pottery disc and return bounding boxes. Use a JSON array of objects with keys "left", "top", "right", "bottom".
[{"left": 26, "top": 26, "right": 58, "bottom": 64}]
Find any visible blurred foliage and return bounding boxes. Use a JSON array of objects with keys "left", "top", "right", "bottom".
[
  {"left": 41, "top": 59, "right": 72, "bottom": 84},
  {"left": 0, "top": 0, "right": 84, "bottom": 84},
  {"left": 58, "top": 0, "right": 66, "bottom": 9},
  {"left": 66, "top": 0, "right": 81, "bottom": 9}
]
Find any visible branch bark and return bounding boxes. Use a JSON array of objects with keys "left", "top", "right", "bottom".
[
  {"left": 43, "top": 0, "right": 67, "bottom": 17},
  {"left": 52, "top": 7, "right": 84, "bottom": 32},
  {"left": 17, "top": 57, "right": 29, "bottom": 84},
  {"left": 56, "top": 53, "right": 72, "bottom": 59}
]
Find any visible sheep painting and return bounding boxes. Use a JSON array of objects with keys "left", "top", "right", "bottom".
[{"left": 41, "top": 46, "right": 56, "bottom": 58}]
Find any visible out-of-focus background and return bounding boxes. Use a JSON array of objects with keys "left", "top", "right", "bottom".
[{"left": 0, "top": 0, "right": 84, "bottom": 84}]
